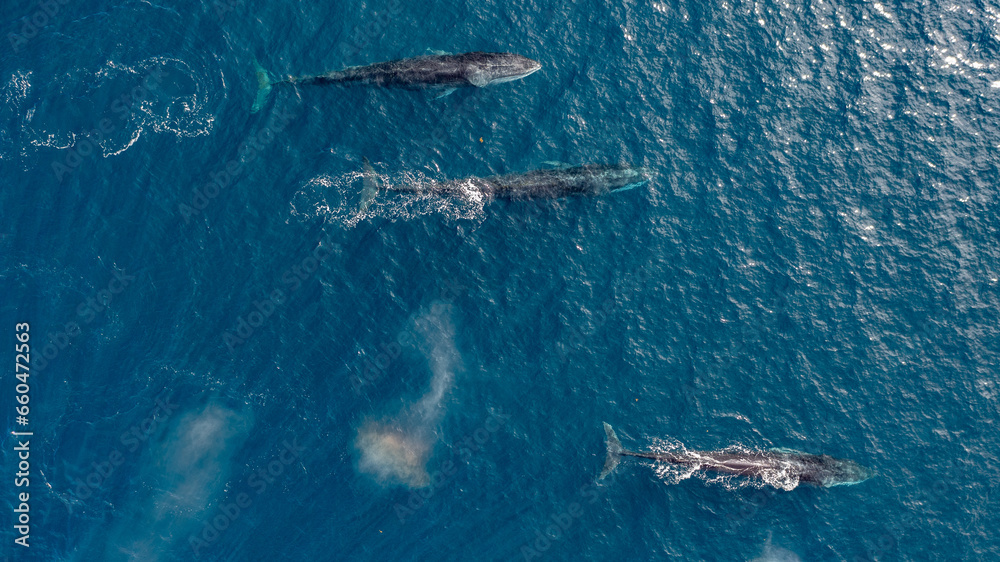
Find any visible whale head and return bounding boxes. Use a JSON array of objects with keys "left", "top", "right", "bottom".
[
  {"left": 808, "top": 455, "right": 875, "bottom": 487},
  {"left": 604, "top": 165, "right": 653, "bottom": 193},
  {"left": 469, "top": 53, "right": 542, "bottom": 86}
]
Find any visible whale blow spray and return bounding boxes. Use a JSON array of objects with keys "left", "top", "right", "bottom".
[{"left": 355, "top": 302, "right": 462, "bottom": 488}]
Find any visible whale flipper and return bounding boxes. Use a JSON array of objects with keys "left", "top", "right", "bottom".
[
  {"left": 251, "top": 60, "right": 273, "bottom": 113},
  {"left": 599, "top": 422, "right": 623, "bottom": 481},
  {"left": 432, "top": 88, "right": 457, "bottom": 99},
  {"left": 467, "top": 69, "right": 490, "bottom": 87},
  {"left": 770, "top": 448, "right": 807, "bottom": 455}
]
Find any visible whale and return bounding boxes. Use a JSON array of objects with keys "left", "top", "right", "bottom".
[
  {"left": 252, "top": 52, "right": 541, "bottom": 112},
  {"left": 358, "top": 163, "right": 651, "bottom": 212},
  {"left": 599, "top": 423, "right": 874, "bottom": 488}
]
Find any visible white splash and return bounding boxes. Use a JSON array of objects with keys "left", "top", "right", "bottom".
[
  {"left": 289, "top": 167, "right": 487, "bottom": 228},
  {"left": 0, "top": 70, "right": 32, "bottom": 160},
  {"left": 23, "top": 56, "right": 217, "bottom": 160},
  {"left": 650, "top": 442, "right": 803, "bottom": 491}
]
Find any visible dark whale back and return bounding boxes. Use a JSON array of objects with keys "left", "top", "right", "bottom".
[
  {"left": 319, "top": 55, "right": 475, "bottom": 88},
  {"left": 305, "top": 52, "right": 536, "bottom": 89}
]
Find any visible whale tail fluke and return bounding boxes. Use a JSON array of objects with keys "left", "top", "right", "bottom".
[
  {"left": 358, "top": 157, "right": 382, "bottom": 214},
  {"left": 251, "top": 59, "right": 274, "bottom": 113},
  {"left": 599, "top": 422, "right": 623, "bottom": 481}
]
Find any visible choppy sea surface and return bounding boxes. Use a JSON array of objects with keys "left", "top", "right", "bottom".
[{"left": 2, "top": 0, "right": 999, "bottom": 560}]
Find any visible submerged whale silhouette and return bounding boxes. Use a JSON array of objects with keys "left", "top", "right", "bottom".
[
  {"left": 599, "top": 423, "right": 874, "bottom": 488},
  {"left": 252, "top": 52, "right": 541, "bottom": 112}
]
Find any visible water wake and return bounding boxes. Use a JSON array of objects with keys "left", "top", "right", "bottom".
[
  {"left": 355, "top": 302, "right": 462, "bottom": 488},
  {"left": 289, "top": 169, "right": 487, "bottom": 228},
  {"left": 21, "top": 56, "right": 216, "bottom": 159},
  {"left": 0, "top": 70, "right": 33, "bottom": 161},
  {"left": 648, "top": 442, "right": 802, "bottom": 491}
]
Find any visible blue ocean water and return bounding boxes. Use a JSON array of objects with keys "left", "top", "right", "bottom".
[{"left": 2, "top": 0, "right": 999, "bottom": 560}]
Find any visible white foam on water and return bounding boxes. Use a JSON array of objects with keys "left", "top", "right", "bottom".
[
  {"left": 21, "top": 56, "right": 217, "bottom": 161},
  {"left": 649, "top": 442, "right": 803, "bottom": 491},
  {"left": 290, "top": 168, "right": 487, "bottom": 228},
  {"left": 0, "top": 70, "right": 33, "bottom": 160}
]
